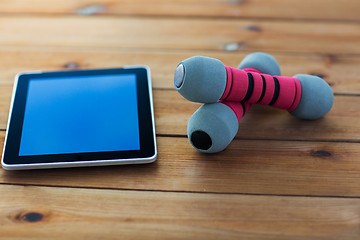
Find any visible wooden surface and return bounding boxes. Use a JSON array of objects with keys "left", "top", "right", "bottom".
[{"left": 0, "top": 1, "right": 359, "bottom": 239}]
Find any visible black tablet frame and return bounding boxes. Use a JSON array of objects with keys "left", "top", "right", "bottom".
[{"left": 2, "top": 67, "right": 156, "bottom": 167}]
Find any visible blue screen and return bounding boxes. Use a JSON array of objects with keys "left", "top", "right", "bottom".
[{"left": 19, "top": 74, "right": 140, "bottom": 156}]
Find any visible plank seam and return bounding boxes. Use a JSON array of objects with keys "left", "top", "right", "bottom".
[
  {"left": 0, "top": 12, "right": 359, "bottom": 24},
  {"left": 0, "top": 182, "right": 359, "bottom": 199},
  {"left": 1, "top": 45, "right": 360, "bottom": 58},
  {"left": 155, "top": 134, "right": 360, "bottom": 143},
  {"left": 3, "top": 45, "right": 360, "bottom": 58}
]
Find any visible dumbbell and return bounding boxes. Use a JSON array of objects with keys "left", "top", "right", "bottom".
[
  {"left": 185, "top": 53, "right": 281, "bottom": 153},
  {"left": 174, "top": 53, "right": 333, "bottom": 120}
]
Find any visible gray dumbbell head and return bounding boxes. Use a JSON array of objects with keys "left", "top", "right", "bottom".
[
  {"left": 290, "top": 74, "right": 334, "bottom": 120},
  {"left": 186, "top": 53, "right": 281, "bottom": 153},
  {"left": 237, "top": 52, "right": 281, "bottom": 76},
  {"left": 174, "top": 56, "right": 227, "bottom": 103},
  {"left": 187, "top": 102, "right": 238, "bottom": 153}
]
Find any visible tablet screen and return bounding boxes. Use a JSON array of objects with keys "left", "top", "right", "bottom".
[
  {"left": 2, "top": 67, "right": 156, "bottom": 169},
  {"left": 19, "top": 74, "right": 140, "bottom": 156}
]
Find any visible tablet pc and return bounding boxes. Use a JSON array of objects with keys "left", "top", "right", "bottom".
[{"left": 2, "top": 66, "right": 157, "bottom": 170}]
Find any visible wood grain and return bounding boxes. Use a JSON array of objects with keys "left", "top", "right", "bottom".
[
  {"left": 1, "top": 184, "right": 360, "bottom": 240},
  {"left": 1, "top": 135, "right": 360, "bottom": 197},
  {"left": 0, "top": 17, "right": 359, "bottom": 54},
  {"left": 0, "top": 47, "right": 359, "bottom": 93},
  {"left": 1, "top": 0, "right": 359, "bottom": 21}
]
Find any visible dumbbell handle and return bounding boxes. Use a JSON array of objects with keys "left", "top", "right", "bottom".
[
  {"left": 220, "top": 101, "right": 251, "bottom": 121},
  {"left": 220, "top": 66, "right": 302, "bottom": 112},
  {"left": 218, "top": 68, "right": 257, "bottom": 122}
]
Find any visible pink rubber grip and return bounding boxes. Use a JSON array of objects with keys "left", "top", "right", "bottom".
[
  {"left": 221, "top": 101, "right": 252, "bottom": 122},
  {"left": 218, "top": 68, "right": 258, "bottom": 122},
  {"left": 220, "top": 66, "right": 302, "bottom": 111}
]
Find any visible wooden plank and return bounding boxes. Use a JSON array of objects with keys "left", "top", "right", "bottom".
[
  {"left": 1, "top": 135, "right": 360, "bottom": 197},
  {"left": 0, "top": 17, "right": 359, "bottom": 54},
  {"left": 0, "top": 47, "right": 359, "bottom": 94},
  {"left": 1, "top": 0, "right": 359, "bottom": 22},
  {"left": 0, "top": 86, "right": 12, "bottom": 131},
  {"left": 1, "top": 184, "right": 360, "bottom": 240},
  {"left": 0, "top": 85, "right": 358, "bottom": 141}
]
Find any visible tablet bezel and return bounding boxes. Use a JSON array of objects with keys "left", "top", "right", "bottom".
[{"left": 2, "top": 66, "right": 157, "bottom": 170}]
